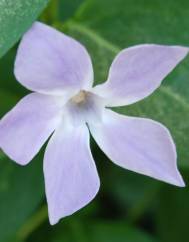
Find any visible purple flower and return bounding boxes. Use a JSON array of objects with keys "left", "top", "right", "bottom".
[{"left": 0, "top": 22, "right": 188, "bottom": 225}]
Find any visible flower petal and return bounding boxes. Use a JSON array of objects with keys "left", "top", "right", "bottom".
[
  {"left": 89, "top": 109, "right": 185, "bottom": 186},
  {"left": 44, "top": 123, "right": 100, "bottom": 225},
  {"left": 15, "top": 22, "right": 94, "bottom": 95},
  {"left": 94, "top": 44, "right": 188, "bottom": 106},
  {"left": 0, "top": 93, "right": 62, "bottom": 165}
]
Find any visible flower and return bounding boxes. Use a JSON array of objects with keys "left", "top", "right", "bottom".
[{"left": 0, "top": 21, "right": 188, "bottom": 225}]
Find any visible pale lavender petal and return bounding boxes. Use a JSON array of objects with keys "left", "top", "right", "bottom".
[
  {"left": 15, "top": 21, "right": 94, "bottom": 95},
  {"left": 44, "top": 123, "right": 100, "bottom": 225},
  {"left": 89, "top": 109, "right": 185, "bottom": 186},
  {"left": 93, "top": 44, "right": 188, "bottom": 106},
  {"left": 0, "top": 93, "right": 62, "bottom": 165}
]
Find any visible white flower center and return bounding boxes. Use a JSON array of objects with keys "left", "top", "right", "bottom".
[{"left": 64, "top": 90, "right": 105, "bottom": 127}]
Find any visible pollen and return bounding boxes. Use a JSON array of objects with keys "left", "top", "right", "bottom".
[{"left": 71, "top": 90, "right": 87, "bottom": 104}]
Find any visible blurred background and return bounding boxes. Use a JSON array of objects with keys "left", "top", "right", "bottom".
[{"left": 0, "top": 0, "right": 189, "bottom": 241}]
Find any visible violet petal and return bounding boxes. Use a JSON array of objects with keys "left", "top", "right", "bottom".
[
  {"left": 94, "top": 44, "right": 188, "bottom": 106},
  {"left": 15, "top": 22, "right": 94, "bottom": 95},
  {"left": 0, "top": 93, "right": 61, "bottom": 165},
  {"left": 44, "top": 123, "right": 100, "bottom": 225},
  {"left": 89, "top": 109, "right": 185, "bottom": 186}
]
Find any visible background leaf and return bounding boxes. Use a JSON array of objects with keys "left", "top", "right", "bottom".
[
  {"left": 157, "top": 170, "right": 189, "bottom": 242},
  {"left": 0, "top": 0, "right": 49, "bottom": 58},
  {"left": 0, "top": 153, "right": 44, "bottom": 242},
  {"left": 27, "top": 218, "right": 158, "bottom": 242}
]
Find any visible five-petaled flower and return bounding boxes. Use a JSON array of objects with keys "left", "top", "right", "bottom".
[{"left": 0, "top": 22, "right": 188, "bottom": 225}]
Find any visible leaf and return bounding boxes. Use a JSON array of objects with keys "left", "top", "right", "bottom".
[
  {"left": 156, "top": 170, "right": 189, "bottom": 242},
  {"left": 88, "top": 221, "right": 157, "bottom": 242},
  {"left": 0, "top": 90, "right": 19, "bottom": 116},
  {"left": 56, "top": 0, "right": 189, "bottom": 169},
  {"left": 0, "top": 0, "right": 49, "bottom": 58},
  {"left": 28, "top": 218, "right": 157, "bottom": 242},
  {"left": 58, "top": 0, "right": 84, "bottom": 21},
  {"left": 0, "top": 48, "right": 27, "bottom": 96},
  {"left": 0, "top": 155, "right": 44, "bottom": 242}
]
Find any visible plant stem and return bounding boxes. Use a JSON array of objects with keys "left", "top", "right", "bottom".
[{"left": 17, "top": 205, "right": 48, "bottom": 241}]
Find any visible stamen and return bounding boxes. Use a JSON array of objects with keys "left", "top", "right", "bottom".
[{"left": 71, "top": 90, "right": 87, "bottom": 104}]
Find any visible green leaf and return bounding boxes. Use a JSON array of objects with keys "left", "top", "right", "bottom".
[
  {"left": 88, "top": 221, "right": 157, "bottom": 242},
  {"left": 0, "top": 90, "right": 19, "bottom": 116},
  {"left": 28, "top": 219, "right": 157, "bottom": 242},
  {"left": 156, "top": 170, "right": 189, "bottom": 242},
  {"left": 0, "top": 0, "right": 49, "bottom": 58},
  {"left": 0, "top": 48, "right": 27, "bottom": 96},
  {"left": 56, "top": 0, "right": 189, "bottom": 169},
  {"left": 58, "top": 0, "right": 84, "bottom": 21},
  {"left": 0, "top": 155, "right": 44, "bottom": 242}
]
